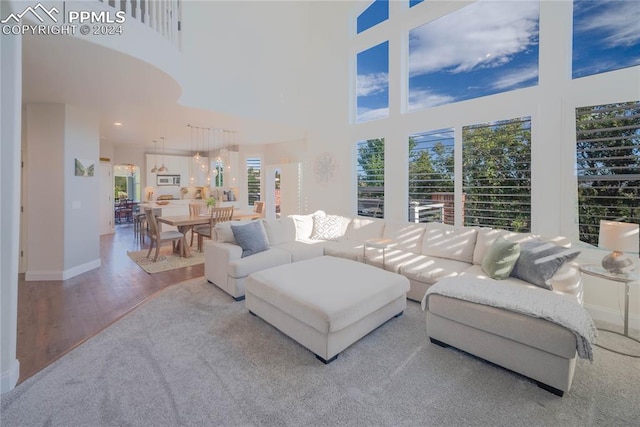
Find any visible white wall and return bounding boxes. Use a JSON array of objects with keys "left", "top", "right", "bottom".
[
  {"left": 64, "top": 106, "right": 101, "bottom": 272},
  {"left": 24, "top": 104, "right": 101, "bottom": 280},
  {"left": 25, "top": 104, "right": 66, "bottom": 278},
  {"left": 303, "top": 1, "right": 640, "bottom": 327},
  {"left": 179, "top": 1, "right": 310, "bottom": 129}
]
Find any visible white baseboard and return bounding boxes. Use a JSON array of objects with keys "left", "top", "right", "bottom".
[
  {"left": 25, "top": 259, "right": 101, "bottom": 281},
  {"left": 0, "top": 359, "right": 19, "bottom": 394},
  {"left": 62, "top": 259, "right": 101, "bottom": 280},
  {"left": 584, "top": 304, "right": 640, "bottom": 331}
]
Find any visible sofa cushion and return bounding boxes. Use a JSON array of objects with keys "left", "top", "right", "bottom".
[
  {"left": 231, "top": 221, "right": 270, "bottom": 258},
  {"left": 273, "top": 241, "right": 325, "bottom": 262},
  {"left": 481, "top": 236, "right": 521, "bottom": 280},
  {"left": 382, "top": 221, "right": 426, "bottom": 253},
  {"left": 290, "top": 211, "right": 324, "bottom": 240},
  {"left": 324, "top": 239, "right": 365, "bottom": 262},
  {"left": 214, "top": 220, "right": 253, "bottom": 244},
  {"left": 310, "top": 214, "right": 349, "bottom": 240},
  {"left": 365, "top": 249, "right": 425, "bottom": 274},
  {"left": 422, "top": 222, "right": 478, "bottom": 263},
  {"left": 400, "top": 255, "right": 471, "bottom": 285},
  {"left": 262, "top": 217, "right": 296, "bottom": 245},
  {"left": 472, "top": 228, "right": 537, "bottom": 265},
  {"left": 228, "top": 247, "right": 292, "bottom": 278},
  {"left": 344, "top": 217, "right": 385, "bottom": 241},
  {"left": 510, "top": 240, "right": 581, "bottom": 290}
]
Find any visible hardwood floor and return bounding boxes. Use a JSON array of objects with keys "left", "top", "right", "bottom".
[{"left": 16, "top": 223, "right": 204, "bottom": 384}]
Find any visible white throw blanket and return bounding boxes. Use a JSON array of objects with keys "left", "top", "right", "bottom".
[{"left": 422, "top": 277, "right": 598, "bottom": 361}]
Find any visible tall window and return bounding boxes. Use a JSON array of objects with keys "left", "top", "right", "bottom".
[
  {"left": 357, "top": 138, "right": 385, "bottom": 218},
  {"left": 247, "top": 158, "right": 261, "bottom": 206},
  {"left": 408, "top": 129, "right": 454, "bottom": 224},
  {"left": 463, "top": 117, "right": 532, "bottom": 231},
  {"left": 357, "top": 0, "right": 388, "bottom": 34},
  {"left": 408, "top": 0, "right": 539, "bottom": 111},
  {"left": 576, "top": 101, "right": 640, "bottom": 247},
  {"left": 572, "top": 0, "right": 640, "bottom": 79},
  {"left": 357, "top": 42, "right": 389, "bottom": 123}
]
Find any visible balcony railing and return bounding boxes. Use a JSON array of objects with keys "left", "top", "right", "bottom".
[{"left": 99, "top": 0, "right": 181, "bottom": 48}]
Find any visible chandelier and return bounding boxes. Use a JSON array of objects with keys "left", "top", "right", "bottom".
[{"left": 123, "top": 163, "right": 136, "bottom": 177}]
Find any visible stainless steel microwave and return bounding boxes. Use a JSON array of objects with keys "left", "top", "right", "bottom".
[{"left": 157, "top": 175, "right": 181, "bottom": 186}]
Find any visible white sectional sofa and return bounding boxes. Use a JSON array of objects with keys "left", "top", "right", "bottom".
[
  {"left": 204, "top": 211, "right": 582, "bottom": 303},
  {"left": 203, "top": 210, "right": 593, "bottom": 396}
]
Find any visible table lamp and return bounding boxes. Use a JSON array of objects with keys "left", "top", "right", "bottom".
[{"left": 598, "top": 220, "right": 639, "bottom": 275}]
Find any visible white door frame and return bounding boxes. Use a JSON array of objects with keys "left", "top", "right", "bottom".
[{"left": 100, "top": 160, "right": 115, "bottom": 235}]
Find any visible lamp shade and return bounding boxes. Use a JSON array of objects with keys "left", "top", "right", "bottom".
[{"left": 598, "top": 221, "right": 639, "bottom": 253}]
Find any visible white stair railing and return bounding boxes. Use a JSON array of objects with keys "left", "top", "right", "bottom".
[{"left": 97, "top": 0, "right": 181, "bottom": 49}]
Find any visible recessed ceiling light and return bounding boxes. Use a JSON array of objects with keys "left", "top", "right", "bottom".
[{"left": 114, "top": 122, "right": 122, "bottom": 126}]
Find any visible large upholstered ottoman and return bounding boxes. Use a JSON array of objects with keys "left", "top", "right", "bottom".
[{"left": 245, "top": 256, "right": 410, "bottom": 363}]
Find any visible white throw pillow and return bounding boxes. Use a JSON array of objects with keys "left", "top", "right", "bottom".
[
  {"left": 214, "top": 220, "right": 252, "bottom": 244},
  {"left": 290, "top": 210, "right": 325, "bottom": 240},
  {"left": 310, "top": 215, "right": 345, "bottom": 240}
]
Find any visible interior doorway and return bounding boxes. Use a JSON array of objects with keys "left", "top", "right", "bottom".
[{"left": 265, "top": 163, "right": 302, "bottom": 219}]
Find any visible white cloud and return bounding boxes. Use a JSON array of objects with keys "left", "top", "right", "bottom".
[
  {"left": 357, "top": 72, "right": 388, "bottom": 97},
  {"left": 357, "top": 107, "right": 389, "bottom": 123},
  {"left": 491, "top": 65, "right": 538, "bottom": 90},
  {"left": 408, "top": 0, "right": 539, "bottom": 76},
  {"left": 577, "top": 1, "right": 640, "bottom": 47},
  {"left": 408, "top": 89, "right": 455, "bottom": 111}
]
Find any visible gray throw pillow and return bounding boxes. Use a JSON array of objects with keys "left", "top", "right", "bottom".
[
  {"left": 510, "top": 240, "right": 580, "bottom": 290},
  {"left": 481, "top": 236, "right": 521, "bottom": 280},
  {"left": 231, "top": 220, "right": 270, "bottom": 258}
]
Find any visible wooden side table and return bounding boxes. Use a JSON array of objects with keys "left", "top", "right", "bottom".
[{"left": 580, "top": 264, "right": 639, "bottom": 357}]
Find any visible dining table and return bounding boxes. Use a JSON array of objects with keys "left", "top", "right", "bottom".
[{"left": 156, "top": 210, "right": 263, "bottom": 257}]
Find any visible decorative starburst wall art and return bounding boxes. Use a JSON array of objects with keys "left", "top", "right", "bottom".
[{"left": 313, "top": 152, "right": 338, "bottom": 184}]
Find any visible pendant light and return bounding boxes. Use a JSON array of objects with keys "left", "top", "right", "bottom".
[
  {"left": 150, "top": 140, "right": 159, "bottom": 173},
  {"left": 158, "top": 136, "right": 168, "bottom": 173},
  {"left": 188, "top": 125, "right": 195, "bottom": 185}
]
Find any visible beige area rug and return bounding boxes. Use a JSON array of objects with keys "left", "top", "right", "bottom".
[{"left": 127, "top": 246, "right": 204, "bottom": 273}]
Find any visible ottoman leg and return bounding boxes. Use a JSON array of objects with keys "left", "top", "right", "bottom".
[
  {"left": 316, "top": 354, "right": 339, "bottom": 364},
  {"left": 430, "top": 337, "right": 450, "bottom": 348},
  {"left": 536, "top": 381, "right": 564, "bottom": 397}
]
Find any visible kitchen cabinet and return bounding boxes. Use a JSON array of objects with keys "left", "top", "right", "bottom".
[{"left": 146, "top": 154, "right": 197, "bottom": 189}]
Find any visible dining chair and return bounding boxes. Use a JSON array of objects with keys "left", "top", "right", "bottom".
[
  {"left": 144, "top": 208, "right": 187, "bottom": 262},
  {"left": 253, "top": 201, "right": 265, "bottom": 216},
  {"left": 189, "top": 203, "right": 208, "bottom": 247},
  {"left": 115, "top": 199, "right": 134, "bottom": 223},
  {"left": 193, "top": 206, "right": 235, "bottom": 252},
  {"left": 133, "top": 212, "right": 147, "bottom": 242}
]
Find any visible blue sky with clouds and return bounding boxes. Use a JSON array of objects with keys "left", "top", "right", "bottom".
[{"left": 356, "top": 0, "right": 640, "bottom": 122}]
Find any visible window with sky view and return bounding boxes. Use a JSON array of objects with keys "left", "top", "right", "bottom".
[{"left": 408, "top": 0, "right": 540, "bottom": 111}]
